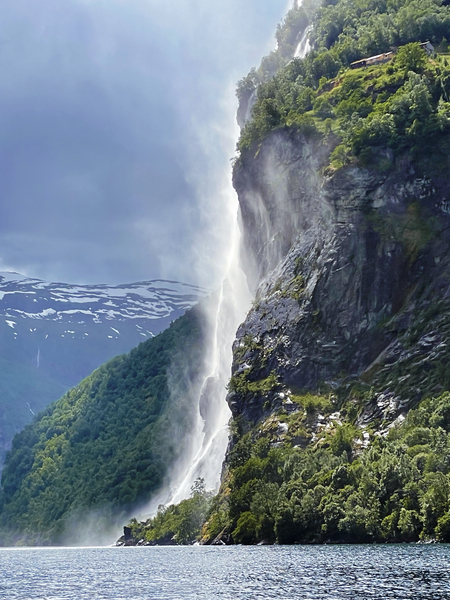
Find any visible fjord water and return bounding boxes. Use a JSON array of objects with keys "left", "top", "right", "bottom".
[{"left": 1, "top": 545, "right": 449, "bottom": 599}]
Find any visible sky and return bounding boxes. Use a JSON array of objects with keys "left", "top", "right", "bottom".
[{"left": 0, "top": 0, "right": 290, "bottom": 287}]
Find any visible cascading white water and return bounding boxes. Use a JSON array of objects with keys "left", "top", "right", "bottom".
[
  {"left": 169, "top": 220, "right": 251, "bottom": 503},
  {"left": 140, "top": 1, "right": 310, "bottom": 514},
  {"left": 294, "top": 24, "right": 312, "bottom": 58},
  {"left": 137, "top": 174, "right": 252, "bottom": 515}
]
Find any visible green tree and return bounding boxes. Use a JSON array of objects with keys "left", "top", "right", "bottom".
[{"left": 395, "top": 43, "right": 428, "bottom": 74}]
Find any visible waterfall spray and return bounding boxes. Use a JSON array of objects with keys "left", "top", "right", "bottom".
[
  {"left": 139, "top": 0, "right": 310, "bottom": 516},
  {"left": 136, "top": 169, "right": 252, "bottom": 516},
  {"left": 168, "top": 205, "right": 252, "bottom": 503},
  {"left": 294, "top": 24, "right": 312, "bottom": 59},
  {"left": 171, "top": 233, "right": 250, "bottom": 502}
]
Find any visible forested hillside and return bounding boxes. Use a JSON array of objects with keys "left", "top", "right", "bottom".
[
  {"left": 0, "top": 273, "right": 204, "bottom": 472},
  {"left": 0, "top": 304, "right": 207, "bottom": 545}
]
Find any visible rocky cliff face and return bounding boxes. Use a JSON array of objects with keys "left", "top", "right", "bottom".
[{"left": 228, "top": 128, "right": 450, "bottom": 434}]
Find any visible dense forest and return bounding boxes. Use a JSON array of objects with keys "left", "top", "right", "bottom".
[
  {"left": 201, "top": 392, "right": 450, "bottom": 544},
  {"left": 126, "top": 391, "right": 450, "bottom": 545},
  {"left": 0, "top": 304, "right": 207, "bottom": 545}
]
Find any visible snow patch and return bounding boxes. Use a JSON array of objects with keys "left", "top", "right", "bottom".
[{"left": 0, "top": 272, "right": 31, "bottom": 283}]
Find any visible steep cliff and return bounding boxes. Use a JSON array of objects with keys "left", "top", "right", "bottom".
[
  {"left": 201, "top": 133, "right": 450, "bottom": 544},
  {"left": 201, "top": 0, "right": 450, "bottom": 544},
  {"left": 230, "top": 128, "right": 450, "bottom": 431}
]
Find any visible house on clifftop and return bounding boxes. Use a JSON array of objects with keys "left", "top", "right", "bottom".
[
  {"left": 420, "top": 40, "right": 435, "bottom": 55},
  {"left": 350, "top": 51, "right": 393, "bottom": 69},
  {"left": 350, "top": 41, "right": 435, "bottom": 69}
]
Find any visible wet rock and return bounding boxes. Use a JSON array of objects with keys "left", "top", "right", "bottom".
[{"left": 115, "top": 526, "right": 137, "bottom": 547}]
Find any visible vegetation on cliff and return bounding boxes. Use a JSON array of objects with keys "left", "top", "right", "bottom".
[
  {"left": 121, "top": 478, "right": 213, "bottom": 546},
  {"left": 0, "top": 305, "right": 206, "bottom": 546},
  {"left": 236, "top": 0, "right": 321, "bottom": 101},
  {"left": 237, "top": 0, "right": 450, "bottom": 166},
  {"left": 202, "top": 391, "right": 450, "bottom": 544}
]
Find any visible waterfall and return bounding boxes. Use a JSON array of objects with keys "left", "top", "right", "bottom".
[
  {"left": 138, "top": 3, "right": 313, "bottom": 517},
  {"left": 170, "top": 226, "right": 251, "bottom": 503},
  {"left": 294, "top": 24, "right": 312, "bottom": 59},
  {"left": 165, "top": 13, "right": 313, "bottom": 502},
  {"left": 243, "top": 88, "right": 258, "bottom": 127},
  {"left": 138, "top": 178, "right": 252, "bottom": 514}
]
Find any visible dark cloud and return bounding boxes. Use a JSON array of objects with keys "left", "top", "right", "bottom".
[{"left": 0, "top": 0, "right": 289, "bottom": 286}]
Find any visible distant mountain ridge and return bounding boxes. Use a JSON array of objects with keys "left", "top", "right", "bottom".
[
  {"left": 0, "top": 272, "right": 206, "bottom": 467},
  {"left": 0, "top": 271, "right": 205, "bottom": 327}
]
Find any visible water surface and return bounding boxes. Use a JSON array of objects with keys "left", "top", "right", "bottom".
[{"left": 1, "top": 544, "right": 449, "bottom": 599}]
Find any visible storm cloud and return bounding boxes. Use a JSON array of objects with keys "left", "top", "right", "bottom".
[{"left": 0, "top": 0, "right": 289, "bottom": 286}]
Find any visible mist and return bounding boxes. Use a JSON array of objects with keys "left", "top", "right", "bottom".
[{"left": 0, "top": 0, "right": 289, "bottom": 288}]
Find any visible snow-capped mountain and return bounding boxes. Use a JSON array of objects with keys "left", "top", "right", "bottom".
[
  {"left": 0, "top": 271, "right": 206, "bottom": 346},
  {"left": 0, "top": 272, "right": 207, "bottom": 468}
]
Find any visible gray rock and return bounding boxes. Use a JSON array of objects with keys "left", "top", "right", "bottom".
[{"left": 229, "top": 129, "right": 450, "bottom": 432}]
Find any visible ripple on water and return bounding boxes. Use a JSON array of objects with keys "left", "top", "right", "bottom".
[{"left": 0, "top": 544, "right": 449, "bottom": 599}]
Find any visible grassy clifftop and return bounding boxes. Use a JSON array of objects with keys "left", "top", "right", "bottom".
[{"left": 237, "top": 0, "right": 450, "bottom": 170}]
